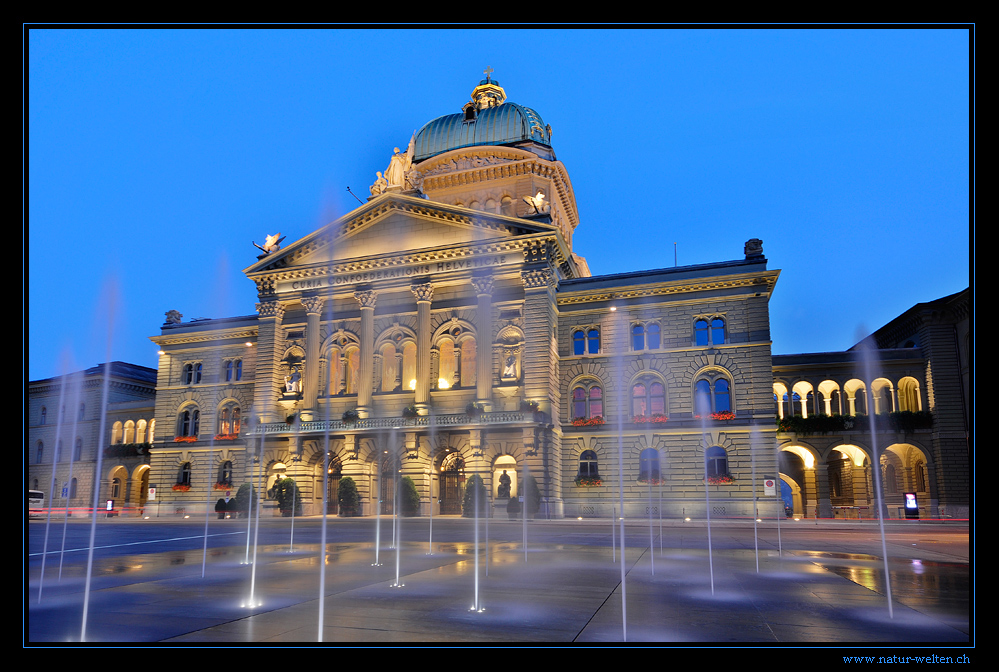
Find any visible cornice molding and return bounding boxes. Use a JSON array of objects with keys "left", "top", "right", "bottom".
[
  {"left": 556, "top": 272, "right": 779, "bottom": 306},
  {"left": 250, "top": 232, "right": 571, "bottom": 291},
  {"left": 151, "top": 326, "right": 259, "bottom": 346}
]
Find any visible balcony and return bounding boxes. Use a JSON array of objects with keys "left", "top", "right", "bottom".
[{"left": 249, "top": 410, "right": 545, "bottom": 436}]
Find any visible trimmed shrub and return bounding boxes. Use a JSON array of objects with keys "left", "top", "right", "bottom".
[{"left": 338, "top": 476, "right": 360, "bottom": 516}]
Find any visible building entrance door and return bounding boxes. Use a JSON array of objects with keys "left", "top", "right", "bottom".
[{"left": 439, "top": 452, "right": 464, "bottom": 515}]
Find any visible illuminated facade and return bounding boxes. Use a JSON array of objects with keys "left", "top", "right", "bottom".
[
  {"left": 772, "top": 288, "right": 970, "bottom": 519},
  {"left": 28, "top": 77, "right": 969, "bottom": 521},
  {"left": 143, "top": 76, "right": 782, "bottom": 519}
]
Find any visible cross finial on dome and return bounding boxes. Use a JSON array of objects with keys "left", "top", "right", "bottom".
[{"left": 483, "top": 66, "right": 494, "bottom": 81}]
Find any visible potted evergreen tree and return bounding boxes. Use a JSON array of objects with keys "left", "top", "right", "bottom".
[
  {"left": 273, "top": 478, "right": 302, "bottom": 517},
  {"left": 462, "top": 474, "right": 488, "bottom": 517},
  {"left": 400, "top": 476, "right": 420, "bottom": 516},
  {"left": 338, "top": 476, "right": 360, "bottom": 517}
]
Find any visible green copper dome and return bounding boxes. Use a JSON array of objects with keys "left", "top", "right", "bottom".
[{"left": 413, "top": 78, "right": 553, "bottom": 162}]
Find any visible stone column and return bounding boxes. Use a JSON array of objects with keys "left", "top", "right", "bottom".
[
  {"left": 813, "top": 461, "right": 832, "bottom": 518},
  {"left": 301, "top": 296, "right": 325, "bottom": 422},
  {"left": 412, "top": 281, "right": 434, "bottom": 413},
  {"left": 471, "top": 274, "right": 495, "bottom": 409},
  {"left": 521, "top": 267, "right": 558, "bottom": 417},
  {"left": 254, "top": 300, "right": 285, "bottom": 423},
  {"left": 354, "top": 289, "right": 377, "bottom": 418},
  {"left": 852, "top": 464, "right": 870, "bottom": 516}
]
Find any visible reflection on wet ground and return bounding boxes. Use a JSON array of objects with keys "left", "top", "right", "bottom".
[
  {"left": 27, "top": 522, "right": 970, "bottom": 644},
  {"left": 792, "top": 550, "right": 969, "bottom": 633}
]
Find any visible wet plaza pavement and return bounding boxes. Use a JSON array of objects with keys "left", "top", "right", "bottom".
[{"left": 26, "top": 517, "right": 971, "bottom": 647}]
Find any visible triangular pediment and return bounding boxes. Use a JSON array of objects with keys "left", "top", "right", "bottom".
[{"left": 244, "top": 192, "right": 556, "bottom": 276}]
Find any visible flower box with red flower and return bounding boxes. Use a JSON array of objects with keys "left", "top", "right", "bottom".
[
  {"left": 213, "top": 482, "right": 233, "bottom": 490},
  {"left": 705, "top": 475, "right": 735, "bottom": 485},
  {"left": 632, "top": 414, "right": 669, "bottom": 424},
  {"left": 571, "top": 416, "right": 606, "bottom": 427},
  {"left": 574, "top": 477, "right": 602, "bottom": 487},
  {"left": 172, "top": 484, "right": 192, "bottom": 491},
  {"left": 213, "top": 434, "right": 239, "bottom": 441},
  {"left": 174, "top": 436, "right": 197, "bottom": 443}
]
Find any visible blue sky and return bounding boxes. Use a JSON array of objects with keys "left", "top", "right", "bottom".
[{"left": 26, "top": 28, "right": 972, "bottom": 381}]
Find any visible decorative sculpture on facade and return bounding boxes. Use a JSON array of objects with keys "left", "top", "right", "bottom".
[
  {"left": 369, "top": 171, "right": 388, "bottom": 196},
  {"left": 523, "top": 190, "right": 550, "bottom": 215},
  {"left": 253, "top": 233, "right": 286, "bottom": 256}
]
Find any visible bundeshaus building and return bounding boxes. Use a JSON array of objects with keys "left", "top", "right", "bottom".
[{"left": 29, "top": 76, "right": 968, "bottom": 521}]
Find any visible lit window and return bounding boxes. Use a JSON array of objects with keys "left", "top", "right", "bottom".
[
  {"left": 572, "top": 382, "right": 603, "bottom": 420},
  {"left": 632, "top": 377, "right": 666, "bottom": 417},
  {"left": 218, "top": 403, "right": 241, "bottom": 436}
]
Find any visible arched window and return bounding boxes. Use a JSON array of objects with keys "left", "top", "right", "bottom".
[
  {"left": 578, "top": 450, "right": 599, "bottom": 479},
  {"left": 647, "top": 323, "right": 660, "bottom": 350},
  {"left": 178, "top": 407, "right": 200, "bottom": 438},
  {"left": 438, "top": 339, "right": 457, "bottom": 389},
  {"left": 69, "top": 478, "right": 78, "bottom": 499},
  {"left": 632, "top": 324, "right": 645, "bottom": 351},
  {"left": 218, "top": 461, "right": 234, "bottom": 487},
  {"left": 178, "top": 463, "right": 192, "bottom": 486},
  {"left": 899, "top": 377, "right": 921, "bottom": 412},
  {"left": 40, "top": 407, "right": 47, "bottom": 425},
  {"left": 124, "top": 420, "right": 135, "bottom": 444},
  {"left": 711, "top": 318, "right": 725, "bottom": 345},
  {"left": 695, "top": 374, "right": 733, "bottom": 417},
  {"left": 403, "top": 342, "right": 417, "bottom": 390},
  {"left": 218, "top": 403, "right": 240, "bottom": 436},
  {"left": 639, "top": 448, "right": 660, "bottom": 482},
  {"left": 587, "top": 329, "right": 600, "bottom": 354},
  {"left": 694, "top": 318, "right": 726, "bottom": 346},
  {"left": 381, "top": 343, "right": 400, "bottom": 392},
  {"left": 224, "top": 359, "right": 243, "bottom": 382},
  {"left": 572, "top": 381, "right": 603, "bottom": 420},
  {"left": 55, "top": 440, "right": 63, "bottom": 463},
  {"left": 74, "top": 438, "right": 83, "bottom": 462},
  {"left": 632, "top": 377, "right": 666, "bottom": 418},
  {"left": 111, "top": 478, "right": 122, "bottom": 499},
  {"left": 705, "top": 446, "right": 729, "bottom": 478},
  {"left": 148, "top": 419, "right": 156, "bottom": 442},
  {"left": 346, "top": 348, "right": 361, "bottom": 395},
  {"left": 695, "top": 319, "right": 709, "bottom": 346},
  {"left": 78, "top": 403, "right": 85, "bottom": 421},
  {"left": 183, "top": 363, "right": 204, "bottom": 384},
  {"left": 111, "top": 421, "right": 123, "bottom": 444},
  {"left": 136, "top": 419, "right": 147, "bottom": 444},
  {"left": 461, "top": 338, "right": 477, "bottom": 387},
  {"left": 573, "top": 330, "right": 585, "bottom": 355}
]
